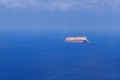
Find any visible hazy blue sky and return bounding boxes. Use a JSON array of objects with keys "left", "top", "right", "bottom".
[{"left": 0, "top": 0, "right": 120, "bottom": 34}]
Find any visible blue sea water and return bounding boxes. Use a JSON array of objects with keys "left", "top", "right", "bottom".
[{"left": 0, "top": 32, "right": 120, "bottom": 80}]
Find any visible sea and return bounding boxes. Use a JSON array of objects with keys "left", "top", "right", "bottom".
[{"left": 0, "top": 31, "right": 120, "bottom": 80}]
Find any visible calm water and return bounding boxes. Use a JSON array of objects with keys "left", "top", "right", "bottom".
[{"left": 0, "top": 32, "right": 120, "bottom": 80}]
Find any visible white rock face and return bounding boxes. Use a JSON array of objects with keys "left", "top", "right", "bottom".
[{"left": 65, "top": 36, "right": 89, "bottom": 43}]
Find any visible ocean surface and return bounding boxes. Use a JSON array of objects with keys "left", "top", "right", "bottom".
[{"left": 0, "top": 32, "right": 120, "bottom": 80}]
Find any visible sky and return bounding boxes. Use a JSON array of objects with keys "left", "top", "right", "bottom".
[{"left": 0, "top": 0, "right": 120, "bottom": 35}]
